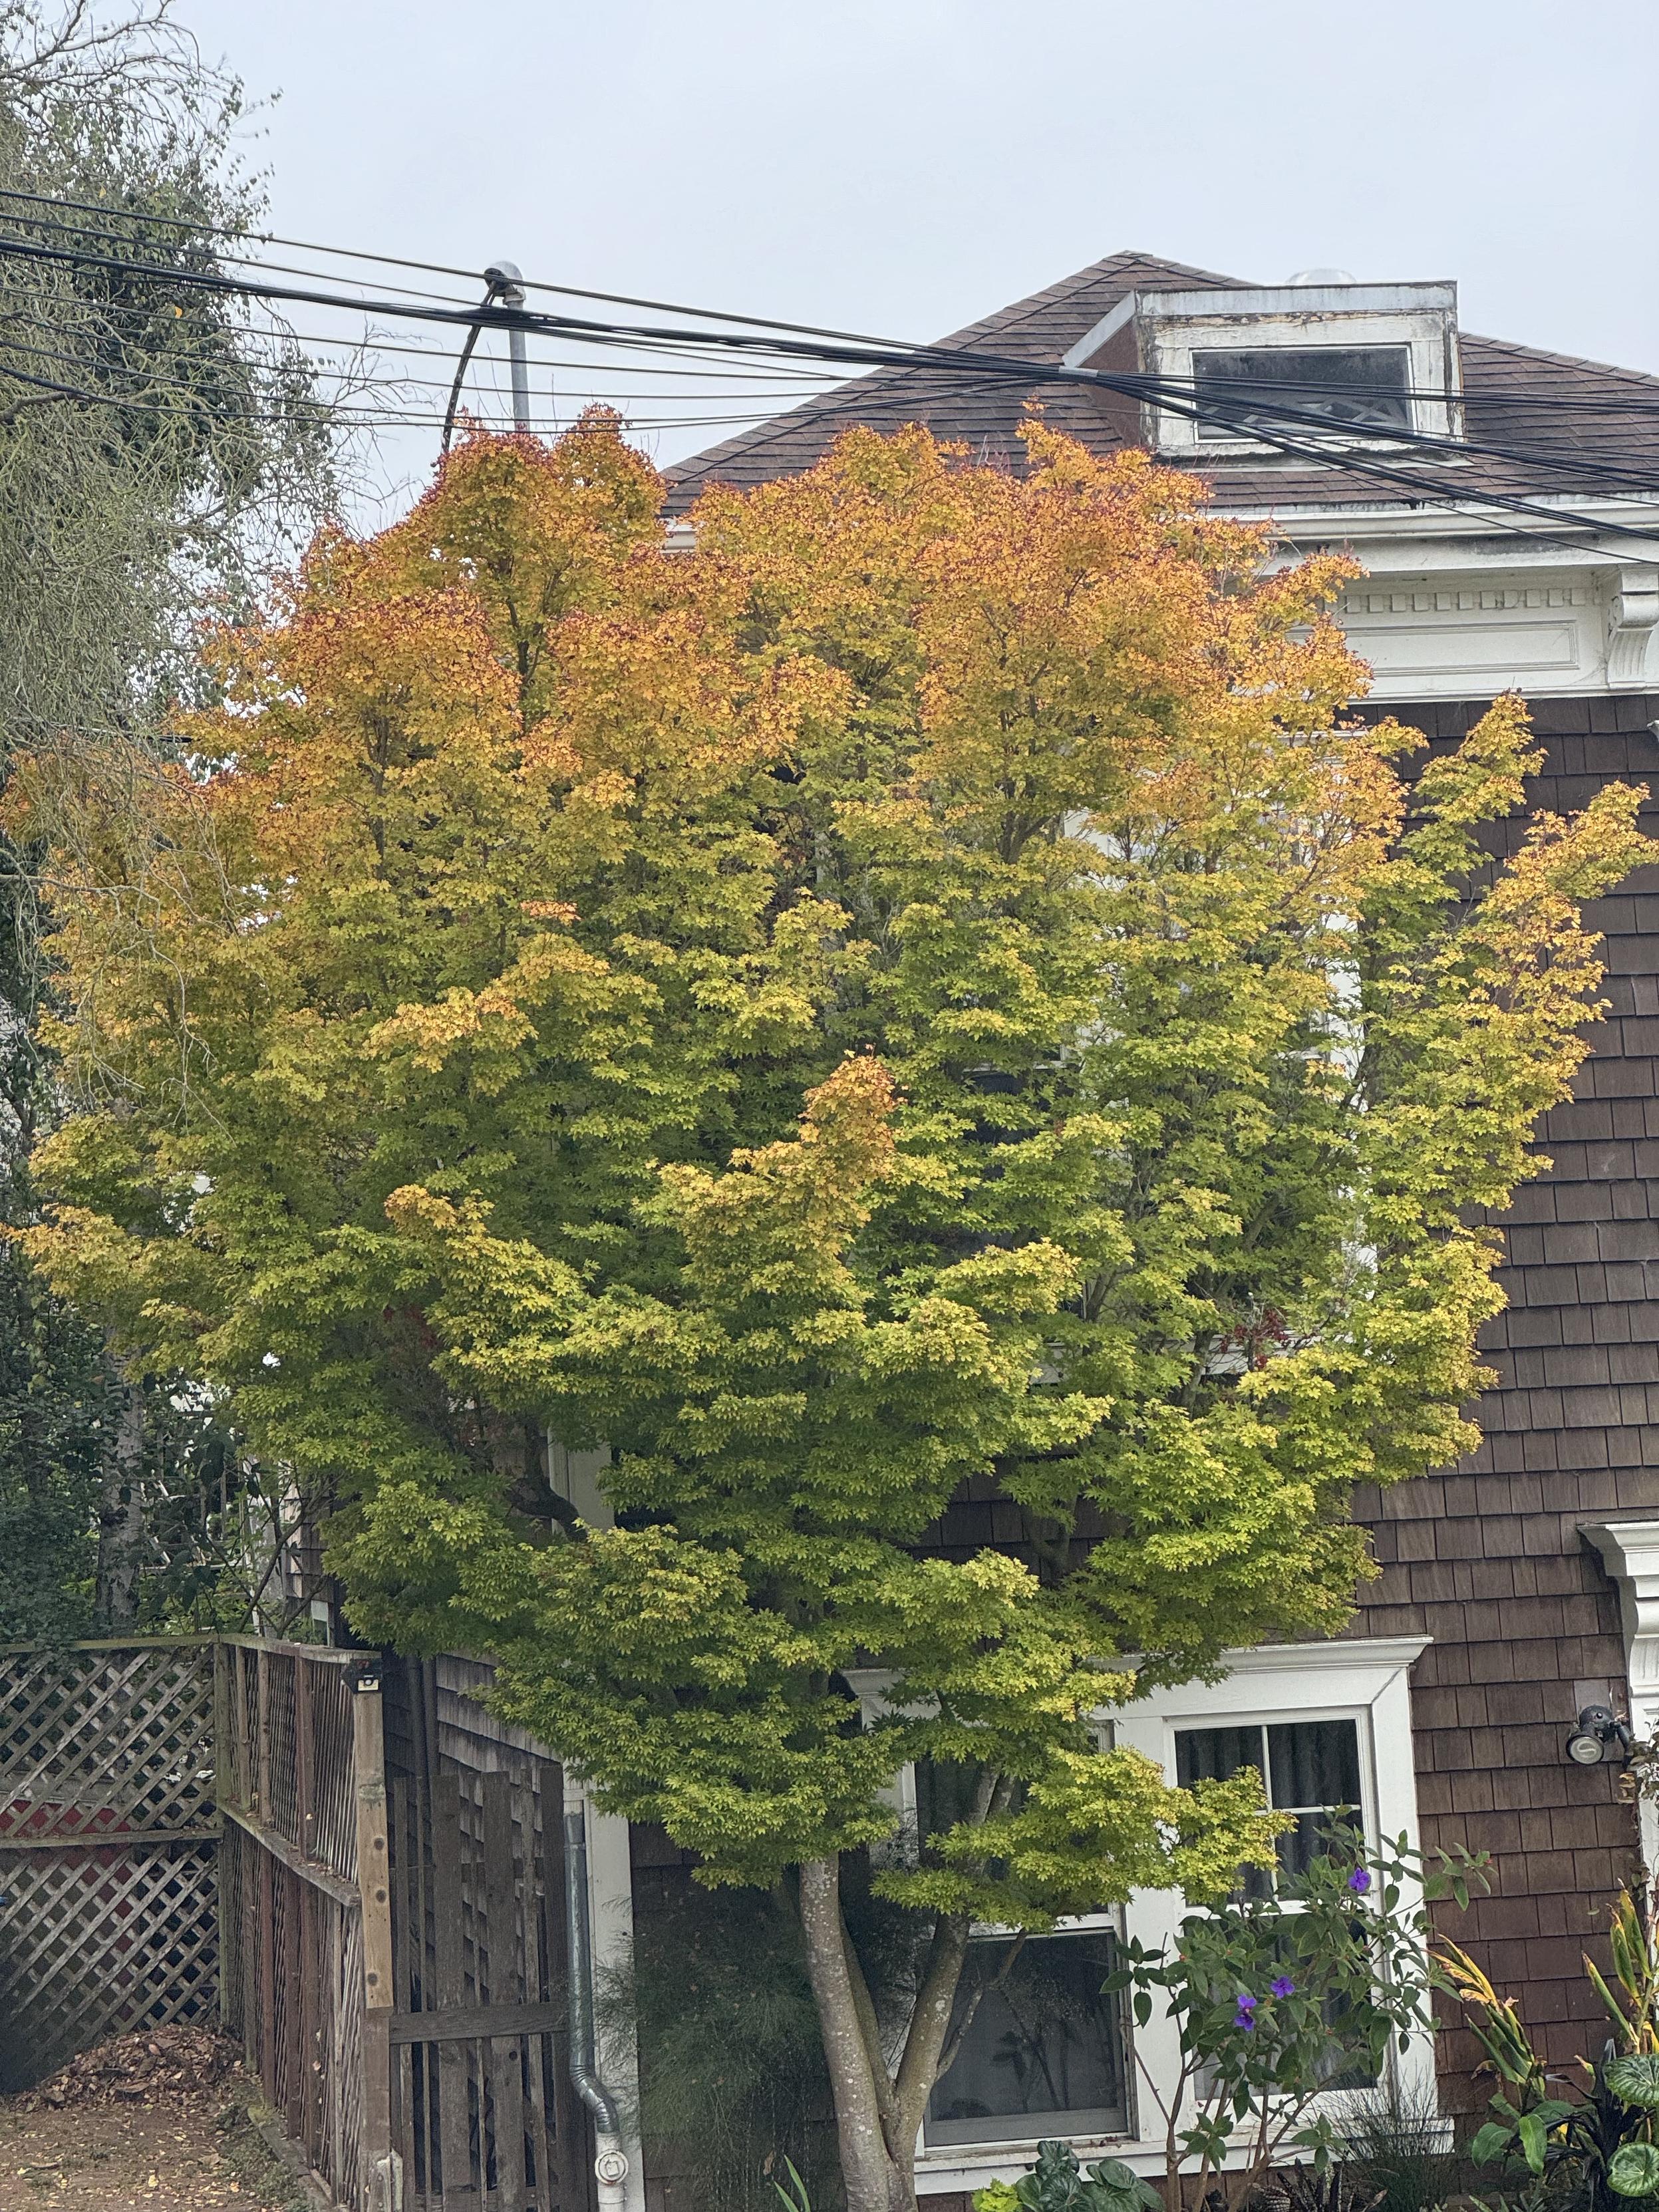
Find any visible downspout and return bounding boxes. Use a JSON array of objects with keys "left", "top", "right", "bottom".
[{"left": 563, "top": 1786, "right": 630, "bottom": 2210}]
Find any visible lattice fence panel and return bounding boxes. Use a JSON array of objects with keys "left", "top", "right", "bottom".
[
  {"left": 0, "top": 1840, "right": 218, "bottom": 2086},
  {"left": 0, "top": 1640, "right": 219, "bottom": 2092},
  {"left": 1, "top": 1640, "right": 216, "bottom": 1837}
]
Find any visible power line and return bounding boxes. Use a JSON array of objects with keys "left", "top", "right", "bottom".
[
  {"left": 0, "top": 309, "right": 996, "bottom": 435},
  {"left": 3, "top": 214, "right": 1659, "bottom": 559},
  {"left": 0, "top": 294, "right": 1038, "bottom": 436},
  {"left": 0, "top": 182, "right": 923, "bottom": 351},
  {"left": 0, "top": 273, "right": 848, "bottom": 386},
  {"left": 11, "top": 185, "right": 1659, "bottom": 437}
]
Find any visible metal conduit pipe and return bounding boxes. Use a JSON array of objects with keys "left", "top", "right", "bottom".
[{"left": 563, "top": 1790, "right": 629, "bottom": 2209}]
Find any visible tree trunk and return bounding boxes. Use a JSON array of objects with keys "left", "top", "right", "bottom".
[
  {"left": 94, "top": 1359, "right": 145, "bottom": 1625},
  {"left": 890, "top": 1907, "right": 973, "bottom": 2190},
  {"left": 797, "top": 1855, "right": 977, "bottom": 2212},
  {"left": 798, "top": 1855, "right": 915, "bottom": 2212}
]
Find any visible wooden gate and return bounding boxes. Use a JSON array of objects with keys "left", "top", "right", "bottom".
[
  {"left": 218, "top": 1641, "right": 593, "bottom": 2212},
  {"left": 0, "top": 1637, "right": 220, "bottom": 2092},
  {"left": 218, "top": 1635, "right": 390, "bottom": 2211},
  {"left": 383, "top": 1654, "right": 594, "bottom": 2212}
]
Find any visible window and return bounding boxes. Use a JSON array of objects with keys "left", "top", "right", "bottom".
[
  {"left": 915, "top": 1759, "right": 1130, "bottom": 2150},
  {"left": 925, "top": 1929, "right": 1130, "bottom": 2148},
  {"left": 1175, "top": 1716, "right": 1375, "bottom": 2090},
  {"left": 1175, "top": 1717, "right": 1363, "bottom": 1889},
  {"left": 1126, "top": 282, "right": 1461, "bottom": 460},
  {"left": 1191, "top": 346, "right": 1413, "bottom": 439},
  {"left": 868, "top": 1638, "right": 1434, "bottom": 2193}
]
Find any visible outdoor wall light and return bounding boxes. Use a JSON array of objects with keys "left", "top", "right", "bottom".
[{"left": 1566, "top": 1704, "right": 1632, "bottom": 1766}]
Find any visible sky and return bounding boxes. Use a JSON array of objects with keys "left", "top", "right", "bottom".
[{"left": 180, "top": 0, "right": 1659, "bottom": 522}]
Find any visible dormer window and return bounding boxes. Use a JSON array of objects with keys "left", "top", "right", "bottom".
[
  {"left": 1063, "top": 280, "right": 1463, "bottom": 460},
  {"left": 1191, "top": 344, "right": 1414, "bottom": 438}
]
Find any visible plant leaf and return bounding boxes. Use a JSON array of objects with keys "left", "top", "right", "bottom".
[
  {"left": 1517, "top": 2111, "right": 1548, "bottom": 2175},
  {"left": 1606, "top": 2056, "right": 1659, "bottom": 2110},
  {"left": 1469, "top": 2123, "right": 1517, "bottom": 2166},
  {"left": 1608, "top": 2143, "right": 1659, "bottom": 2198}
]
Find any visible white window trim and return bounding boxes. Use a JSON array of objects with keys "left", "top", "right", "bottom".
[
  {"left": 901, "top": 1633, "right": 1434, "bottom": 2201},
  {"left": 1128, "top": 283, "right": 1461, "bottom": 461}
]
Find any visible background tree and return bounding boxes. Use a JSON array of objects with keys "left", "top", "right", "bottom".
[
  {"left": 0, "top": 0, "right": 341, "bottom": 1635},
  {"left": 10, "top": 418, "right": 1648, "bottom": 2209}
]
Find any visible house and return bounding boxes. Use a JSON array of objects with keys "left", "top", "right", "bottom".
[{"left": 622, "top": 255, "right": 1659, "bottom": 2206}]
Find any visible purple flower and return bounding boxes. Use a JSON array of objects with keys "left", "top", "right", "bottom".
[
  {"left": 1270, "top": 1976, "right": 1296, "bottom": 1998},
  {"left": 1234, "top": 1993, "right": 1257, "bottom": 2030},
  {"left": 1347, "top": 1867, "right": 1372, "bottom": 1895}
]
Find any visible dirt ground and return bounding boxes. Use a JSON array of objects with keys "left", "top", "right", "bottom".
[{"left": 0, "top": 2031, "right": 310, "bottom": 2212}]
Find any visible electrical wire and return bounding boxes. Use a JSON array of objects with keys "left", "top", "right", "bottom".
[
  {"left": 3, "top": 210, "right": 1659, "bottom": 559},
  {"left": 0, "top": 308, "right": 1025, "bottom": 418},
  {"left": 11, "top": 182, "right": 1659, "bottom": 446},
  {"left": 0, "top": 291, "right": 1040, "bottom": 435},
  {"left": 0, "top": 180, "right": 923, "bottom": 349},
  {"left": 0, "top": 281, "right": 847, "bottom": 386}
]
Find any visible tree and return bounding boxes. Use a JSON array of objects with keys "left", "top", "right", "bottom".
[
  {"left": 0, "top": 0, "right": 337, "bottom": 752},
  {"left": 0, "top": 0, "right": 341, "bottom": 1633},
  {"left": 9, "top": 416, "right": 1648, "bottom": 2210}
]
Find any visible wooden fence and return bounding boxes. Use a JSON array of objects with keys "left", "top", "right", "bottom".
[
  {"left": 0, "top": 1637, "right": 220, "bottom": 2092},
  {"left": 218, "top": 1636, "right": 386, "bottom": 2210},
  {"left": 218, "top": 1641, "right": 594, "bottom": 2212}
]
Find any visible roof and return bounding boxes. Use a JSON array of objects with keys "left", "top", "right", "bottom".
[{"left": 664, "top": 250, "right": 1659, "bottom": 526}]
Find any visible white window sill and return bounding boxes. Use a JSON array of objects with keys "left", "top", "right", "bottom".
[{"left": 917, "top": 2100, "right": 1454, "bottom": 2197}]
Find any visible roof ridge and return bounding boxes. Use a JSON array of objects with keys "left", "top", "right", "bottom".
[{"left": 927, "top": 249, "right": 1247, "bottom": 353}]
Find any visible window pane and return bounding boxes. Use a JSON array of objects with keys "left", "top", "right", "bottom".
[
  {"left": 1191, "top": 346, "right": 1412, "bottom": 437},
  {"left": 1175, "top": 1724, "right": 1265, "bottom": 1789},
  {"left": 1275, "top": 1809, "right": 1344, "bottom": 1881},
  {"left": 1267, "top": 1720, "right": 1361, "bottom": 1812},
  {"left": 925, "top": 1932, "right": 1129, "bottom": 2147}
]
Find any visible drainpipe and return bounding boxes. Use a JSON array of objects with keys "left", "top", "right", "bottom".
[{"left": 563, "top": 1784, "right": 629, "bottom": 2210}]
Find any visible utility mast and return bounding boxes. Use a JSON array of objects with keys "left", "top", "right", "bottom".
[
  {"left": 444, "top": 257, "right": 534, "bottom": 450},
  {"left": 484, "top": 258, "right": 532, "bottom": 432}
]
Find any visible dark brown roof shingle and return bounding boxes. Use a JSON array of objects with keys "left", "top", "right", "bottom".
[{"left": 664, "top": 249, "right": 1659, "bottom": 522}]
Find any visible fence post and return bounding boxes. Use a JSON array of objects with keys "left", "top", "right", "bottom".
[
  {"left": 214, "top": 1640, "right": 231, "bottom": 2032},
  {"left": 352, "top": 1655, "right": 398, "bottom": 2211}
]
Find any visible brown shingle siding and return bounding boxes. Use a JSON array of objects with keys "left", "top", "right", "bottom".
[{"left": 1348, "top": 695, "right": 1659, "bottom": 2113}]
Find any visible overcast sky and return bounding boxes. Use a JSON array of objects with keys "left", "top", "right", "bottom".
[{"left": 181, "top": 0, "right": 1659, "bottom": 520}]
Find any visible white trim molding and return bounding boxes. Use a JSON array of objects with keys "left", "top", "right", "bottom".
[
  {"left": 1582, "top": 1521, "right": 1659, "bottom": 1736},
  {"left": 1608, "top": 569, "right": 1659, "bottom": 686},
  {"left": 1581, "top": 1521, "right": 1659, "bottom": 1871}
]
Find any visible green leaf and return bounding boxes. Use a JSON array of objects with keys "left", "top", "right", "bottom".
[
  {"left": 1607, "top": 2143, "right": 1659, "bottom": 2198},
  {"left": 1516, "top": 2112, "right": 1548, "bottom": 2175},
  {"left": 1606, "top": 2055, "right": 1659, "bottom": 2110},
  {"left": 1467, "top": 2126, "right": 1515, "bottom": 2171},
  {"left": 1082, "top": 2158, "right": 1163, "bottom": 2212}
]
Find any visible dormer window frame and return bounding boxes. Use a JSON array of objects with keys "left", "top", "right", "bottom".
[{"left": 1122, "top": 283, "right": 1463, "bottom": 462}]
